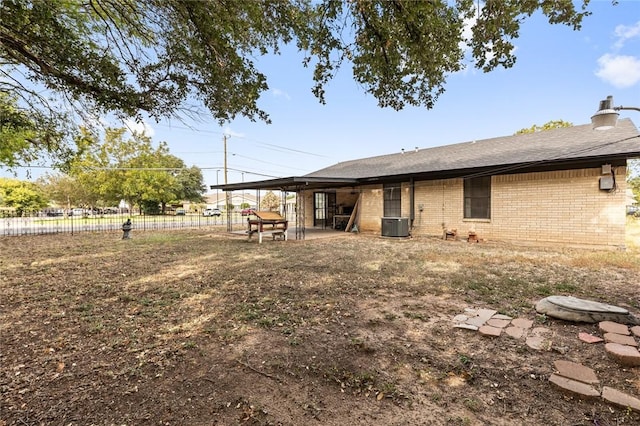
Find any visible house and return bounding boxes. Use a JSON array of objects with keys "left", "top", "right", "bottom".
[
  {"left": 203, "top": 192, "right": 257, "bottom": 210},
  {"left": 213, "top": 119, "right": 640, "bottom": 249}
]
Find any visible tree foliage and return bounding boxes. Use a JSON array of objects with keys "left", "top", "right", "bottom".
[
  {"left": 515, "top": 120, "right": 574, "bottom": 134},
  {"left": 2, "top": 0, "right": 594, "bottom": 164},
  {"left": 0, "top": 92, "right": 68, "bottom": 169},
  {"left": 59, "top": 128, "right": 206, "bottom": 212},
  {"left": 260, "top": 191, "right": 281, "bottom": 211},
  {"left": 0, "top": 177, "right": 48, "bottom": 215},
  {"left": 38, "top": 173, "right": 85, "bottom": 209},
  {"left": 628, "top": 159, "right": 640, "bottom": 203}
]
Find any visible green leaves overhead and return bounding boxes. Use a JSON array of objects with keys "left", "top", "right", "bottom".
[
  {"left": 0, "top": 93, "right": 68, "bottom": 168},
  {"left": 1, "top": 0, "right": 312, "bottom": 124},
  {"left": 1, "top": 0, "right": 593, "bottom": 165},
  {"left": 1, "top": 0, "right": 592, "bottom": 118}
]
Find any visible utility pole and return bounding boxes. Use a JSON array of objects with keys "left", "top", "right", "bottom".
[
  {"left": 216, "top": 170, "right": 220, "bottom": 208},
  {"left": 223, "top": 134, "right": 229, "bottom": 186},
  {"left": 223, "top": 134, "right": 231, "bottom": 232}
]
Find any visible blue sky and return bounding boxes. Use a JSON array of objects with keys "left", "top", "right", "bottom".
[{"left": 5, "top": 1, "right": 640, "bottom": 190}]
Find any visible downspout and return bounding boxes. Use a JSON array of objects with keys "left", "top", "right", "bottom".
[{"left": 409, "top": 177, "right": 415, "bottom": 231}]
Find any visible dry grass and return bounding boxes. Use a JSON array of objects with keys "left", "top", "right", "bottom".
[
  {"left": 628, "top": 216, "right": 640, "bottom": 250},
  {"left": 1, "top": 229, "right": 639, "bottom": 425}
]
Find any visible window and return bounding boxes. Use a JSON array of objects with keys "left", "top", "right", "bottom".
[
  {"left": 464, "top": 176, "right": 491, "bottom": 219},
  {"left": 383, "top": 183, "right": 401, "bottom": 217}
]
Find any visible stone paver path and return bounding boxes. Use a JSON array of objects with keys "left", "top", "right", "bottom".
[{"left": 452, "top": 308, "right": 640, "bottom": 413}]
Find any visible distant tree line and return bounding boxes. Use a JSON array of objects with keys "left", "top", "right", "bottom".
[{"left": 0, "top": 128, "right": 205, "bottom": 215}]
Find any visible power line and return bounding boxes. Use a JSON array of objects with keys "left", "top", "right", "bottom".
[
  {"left": 155, "top": 122, "right": 330, "bottom": 158},
  {"left": 229, "top": 153, "right": 310, "bottom": 172}
]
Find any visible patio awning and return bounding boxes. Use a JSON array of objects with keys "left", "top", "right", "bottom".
[{"left": 210, "top": 176, "right": 358, "bottom": 192}]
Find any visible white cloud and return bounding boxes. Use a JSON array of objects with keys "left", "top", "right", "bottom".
[
  {"left": 458, "top": 3, "right": 478, "bottom": 69},
  {"left": 124, "top": 118, "right": 155, "bottom": 137},
  {"left": 222, "top": 126, "right": 245, "bottom": 138},
  {"left": 457, "top": 2, "right": 506, "bottom": 75},
  {"left": 595, "top": 54, "right": 640, "bottom": 88},
  {"left": 271, "top": 88, "right": 291, "bottom": 100},
  {"left": 613, "top": 20, "right": 640, "bottom": 50}
]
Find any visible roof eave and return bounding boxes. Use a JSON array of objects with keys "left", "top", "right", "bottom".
[{"left": 210, "top": 176, "right": 359, "bottom": 192}]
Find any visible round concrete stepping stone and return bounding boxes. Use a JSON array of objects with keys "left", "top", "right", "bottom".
[
  {"left": 535, "top": 296, "right": 639, "bottom": 325},
  {"left": 486, "top": 318, "right": 511, "bottom": 328},
  {"left": 605, "top": 343, "right": 640, "bottom": 366}
]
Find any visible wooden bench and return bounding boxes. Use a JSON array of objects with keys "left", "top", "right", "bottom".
[{"left": 247, "top": 211, "right": 288, "bottom": 243}]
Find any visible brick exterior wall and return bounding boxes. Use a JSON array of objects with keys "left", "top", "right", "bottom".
[
  {"left": 302, "top": 167, "right": 628, "bottom": 248},
  {"left": 409, "top": 167, "right": 627, "bottom": 248}
]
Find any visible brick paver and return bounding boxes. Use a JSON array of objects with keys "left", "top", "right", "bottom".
[
  {"left": 549, "top": 374, "right": 600, "bottom": 400},
  {"left": 511, "top": 318, "right": 533, "bottom": 329},
  {"left": 505, "top": 326, "right": 526, "bottom": 339},
  {"left": 553, "top": 360, "right": 599, "bottom": 384},
  {"left": 603, "top": 332, "right": 638, "bottom": 347},
  {"left": 452, "top": 307, "right": 640, "bottom": 414},
  {"left": 602, "top": 387, "right": 640, "bottom": 413},
  {"left": 479, "top": 325, "right": 502, "bottom": 337},
  {"left": 605, "top": 343, "right": 640, "bottom": 366},
  {"left": 599, "top": 321, "right": 630, "bottom": 335},
  {"left": 525, "top": 336, "right": 546, "bottom": 350},
  {"left": 578, "top": 332, "right": 604, "bottom": 344},
  {"left": 476, "top": 308, "right": 498, "bottom": 321}
]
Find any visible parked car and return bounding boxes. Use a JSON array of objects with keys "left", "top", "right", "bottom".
[
  {"left": 203, "top": 208, "right": 222, "bottom": 217},
  {"left": 241, "top": 208, "right": 256, "bottom": 216},
  {"left": 71, "top": 208, "right": 88, "bottom": 217},
  {"left": 175, "top": 208, "right": 186, "bottom": 215},
  {"left": 41, "top": 208, "right": 64, "bottom": 217}
]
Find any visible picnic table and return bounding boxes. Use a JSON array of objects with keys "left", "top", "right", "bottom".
[{"left": 247, "top": 211, "right": 288, "bottom": 243}]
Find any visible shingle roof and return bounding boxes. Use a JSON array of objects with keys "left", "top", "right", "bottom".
[{"left": 304, "top": 119, "right": 640, "bottom": 180}]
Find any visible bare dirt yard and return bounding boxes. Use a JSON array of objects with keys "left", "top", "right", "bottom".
[{"left": 1, "top": 226, "right": 640, "bottom": 425}]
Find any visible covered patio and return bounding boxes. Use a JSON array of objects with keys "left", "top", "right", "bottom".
[{"left": 211, "top": 176, "right": 360, "bottom": 241}]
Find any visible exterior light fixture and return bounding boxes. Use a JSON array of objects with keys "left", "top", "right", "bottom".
[{"left": 592, "top": 95, "right": 640, "bottom": 130}]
